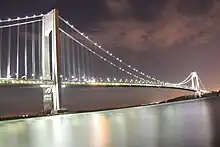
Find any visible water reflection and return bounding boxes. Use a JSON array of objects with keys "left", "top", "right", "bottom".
[
  {"left": 90, "top": 113, "right": 110, "bottom": 147},
  {"left": 0, "top": 98, "right": 217, "bottom": 147}
]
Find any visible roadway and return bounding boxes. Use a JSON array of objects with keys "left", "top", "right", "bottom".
[{"left": 0, "top": 79, "right": 197, "bottom": 92}]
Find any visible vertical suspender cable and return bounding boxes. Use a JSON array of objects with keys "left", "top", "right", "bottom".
[
  {"left": 79, "top": 40, "right": 84, "bottom": 80},
  {"left": 38, "top": 21, "right": 42, "bottom": 79},
  {"left": 81, "top": 40, "right": 85, "bottom": 79},
  {"left": 24, "top": 19, "right": 28, "bottom": 79},
  {"left": 84, "top": 41, "right": 90, "bottom": 80},
  {"left": 66, "top": 27, "right": 71, "bottom": 80},
  {"left": 7, "top": 25, "right": 11, "bottom": 79},
  {"left": 63, "top": 33, "right": 66, "bottom": 80},
  {"left": 32, "top": 22, "right": 35, "bottom": 79},
  {"left": 16, "top": 21, "right": 20, "bottom": 80},
  {"left": 76, "top": 42, "right": 81, "bottom": 81},
  {"left": 60, "top": 33, "right": 65, "bottom": 80},
  {"left": 76, "top": 43, "right": 81, "bottom": 82},
  {"left": 87, "top": 50, "right": 91, "bottom": 80},
  {"left": 83, "top": 40, "right": 88, "bottom": 80},
  {"left": 0, "top": 27, "right": 2, "bottom": 78},
  {"left": 89, "top": 45, "right": 94, "bottom": 79},
  {"left": 71, "top": 35, "right": 76, "bottom": 79},
  {"left": 89, "top": 45, "right": 93, "bottom": 79}
]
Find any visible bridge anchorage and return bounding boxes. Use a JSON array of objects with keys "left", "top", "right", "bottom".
[{"left": 0, "top": 9, "right": 209, "bottom": 114}]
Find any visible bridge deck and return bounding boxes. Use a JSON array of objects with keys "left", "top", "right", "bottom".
[{"left": 0, "top": 79, "right": 195, "bottom": 92}]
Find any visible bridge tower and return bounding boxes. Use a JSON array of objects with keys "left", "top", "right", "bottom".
[
  {"left": 41, "top": 9, "right": 62, "bottom": 114},
  {"left": 191, "top": 72, "right": 201, "bottom": 97}
]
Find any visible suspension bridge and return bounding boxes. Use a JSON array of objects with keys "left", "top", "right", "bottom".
[{"left": 0, "top": 9, "right": 208, "bottom": 113}]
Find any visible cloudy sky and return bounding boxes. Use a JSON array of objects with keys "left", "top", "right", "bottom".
[{"left": 0, "top": 0, "right": 220, "bottom": 115}]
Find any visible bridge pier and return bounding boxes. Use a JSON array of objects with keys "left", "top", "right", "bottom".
[
  {"left": 195, "top": 91, "right": 202, "bottom": 98},
  {"left": 43, "top": 86, "right": 53, "bottom": 114}
]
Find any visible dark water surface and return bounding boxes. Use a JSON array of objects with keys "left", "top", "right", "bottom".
[{"left": 0, "top": 97, "right": 220, "bottom": 147}]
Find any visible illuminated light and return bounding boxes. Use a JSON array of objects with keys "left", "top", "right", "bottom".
[
  {"left": 40, "top": 14, "right": 44, "bottom": 16},
  {"left": 99, "top": 45, "right": 101, "bottom": 48},
  {"left": 85, "top": 36, "right": 88, "bottom": 39},
  {"left": 81, "top": 33, "right": 84, "bottom": 35},
  {"left": 25, "top": 16, "right": 28, "bottom": 19},
  {"left": 62, "top": 85, "right": 66, "bottom": 88},
  {"left": 32, "top": 74, "right": 34, "bottom": 77},
  {"left": 94, "top": 43, "right": 97, "bottom": 45},
  {"left": 62, "top": 18, "right": 160, "bottom": 84},
  {"left": 33, "top": 15, "right": 36, "bottom": 17},
  {"left": 60, "top": 75, "right": 63, "bottom": 78},
  {"left": 66, "top": 21, "right": 69, "bottom": 24}
]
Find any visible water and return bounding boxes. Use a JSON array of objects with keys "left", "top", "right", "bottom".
[{"left": 0, "top": 97, "right": 220, "bottom": 147}]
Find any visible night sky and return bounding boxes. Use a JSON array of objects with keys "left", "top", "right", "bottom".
[{"left": 0, "top": 0, "right": 220, "bottom": 116}]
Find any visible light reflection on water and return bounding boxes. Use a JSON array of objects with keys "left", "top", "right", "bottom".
[{"left": 0, "top": 98, "right": 216, "bottom": 147}]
